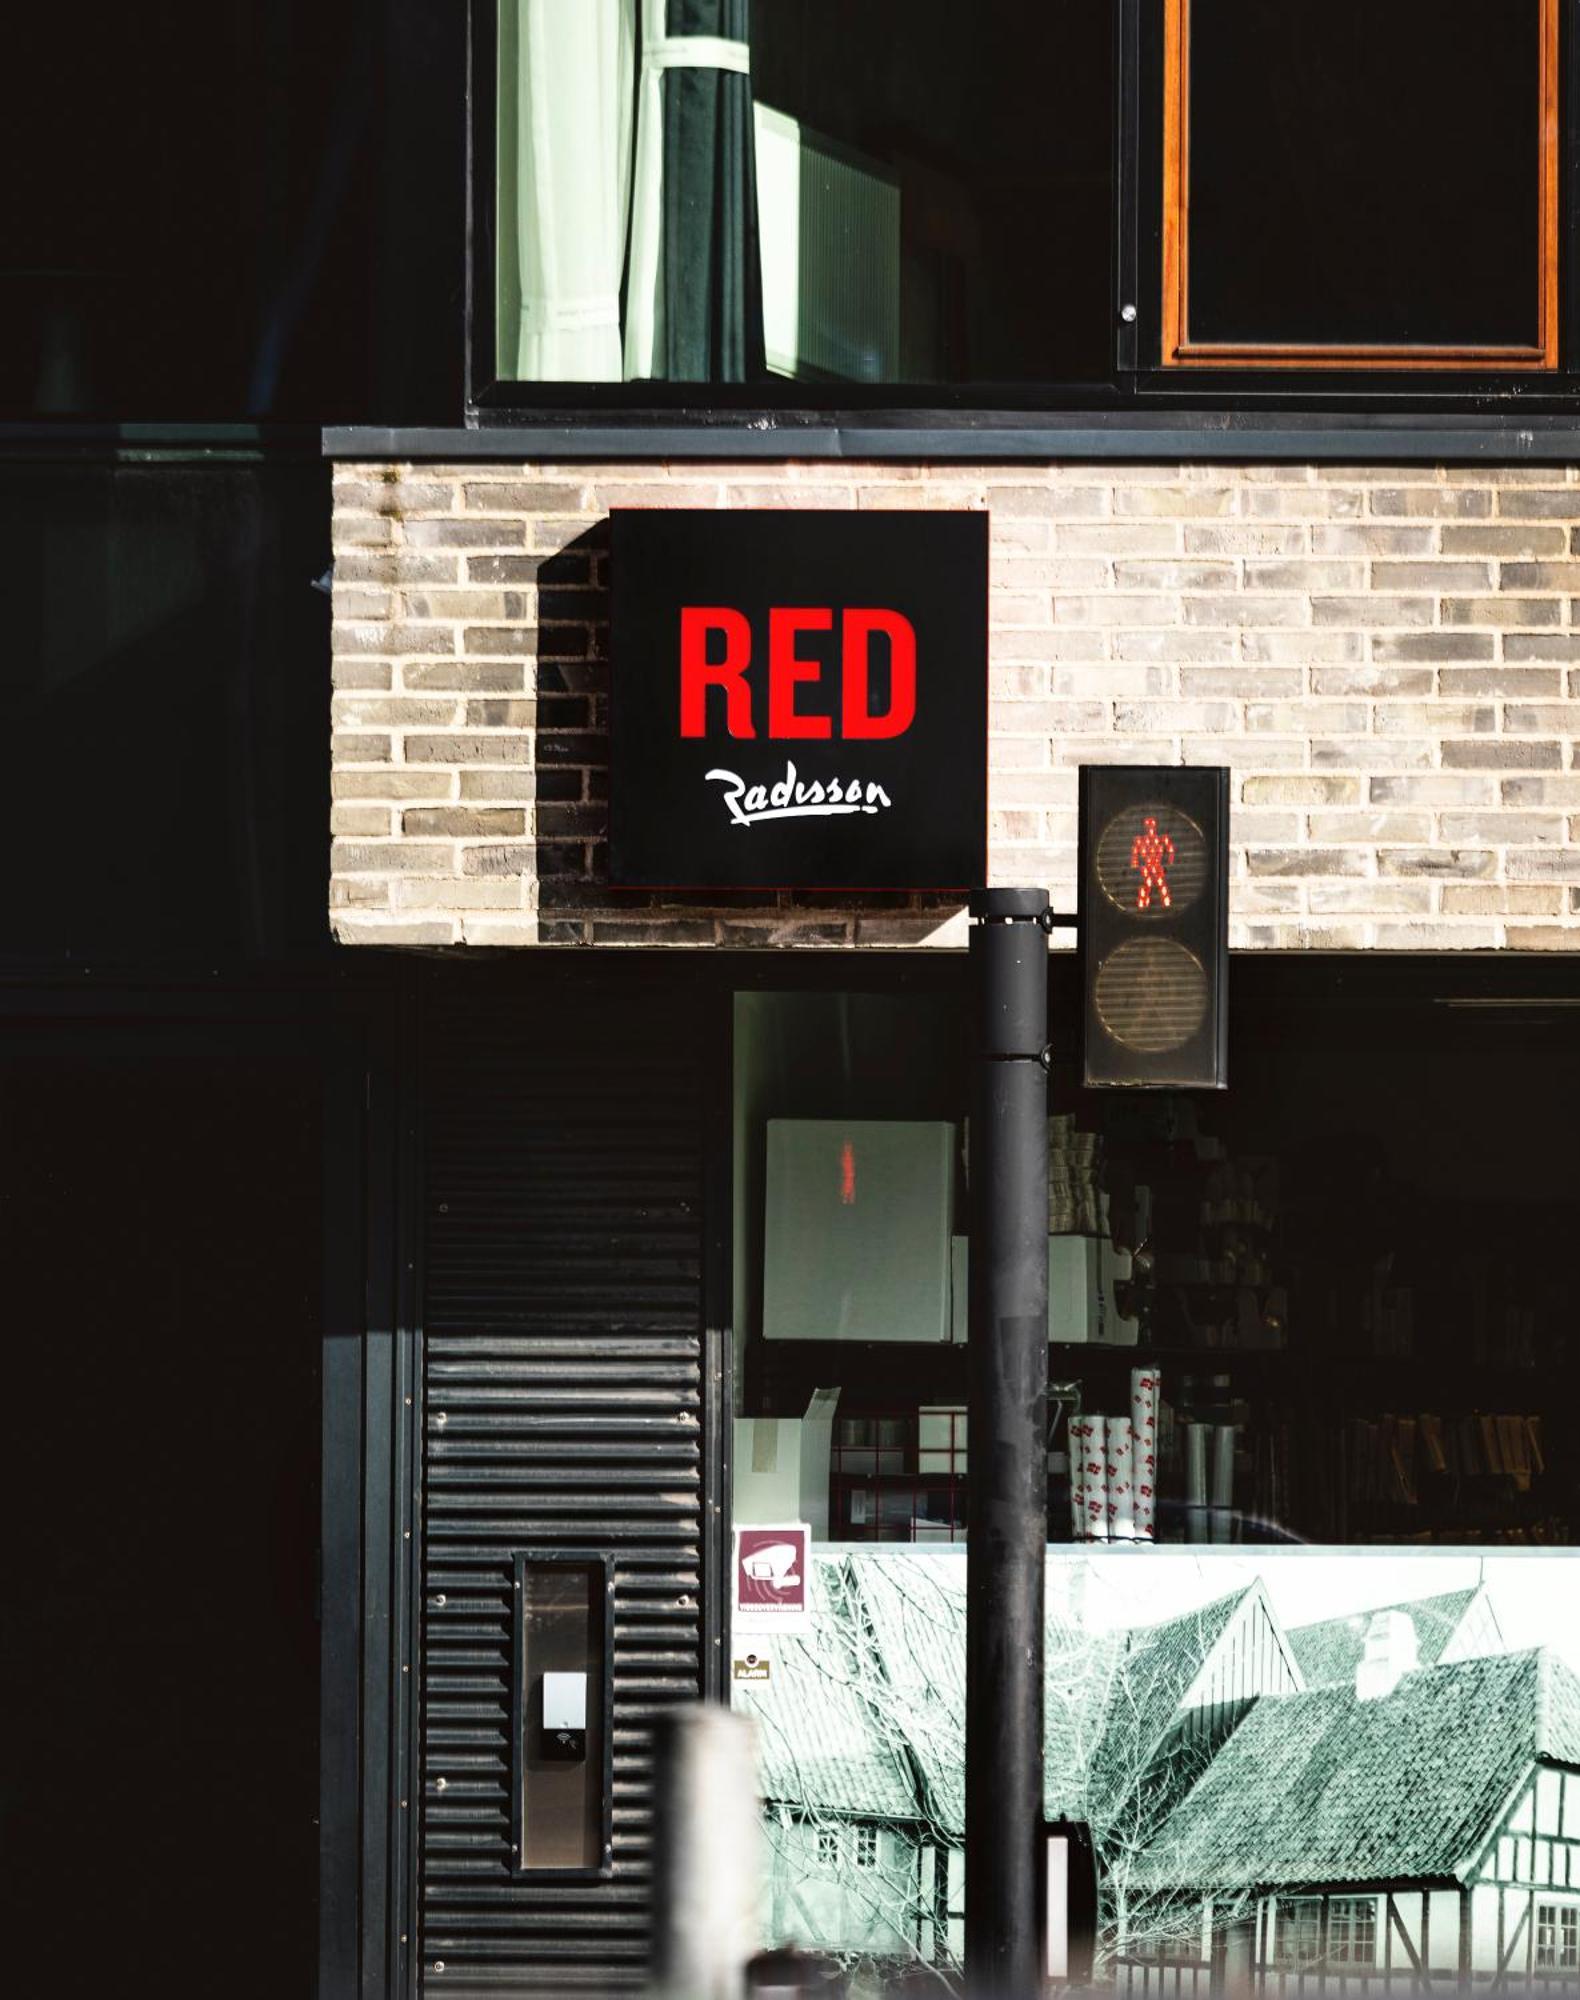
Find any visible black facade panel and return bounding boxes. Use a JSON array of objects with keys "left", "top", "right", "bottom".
[{"left": 421, "top": 975, "right": 706, "bottom": 1993}]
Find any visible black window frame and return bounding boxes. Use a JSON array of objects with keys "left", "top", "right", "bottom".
[{"left": 466, "top": 0, "right": 1580, "bottom": 433}]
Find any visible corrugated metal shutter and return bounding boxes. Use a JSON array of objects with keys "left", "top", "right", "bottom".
[{"left": 420, "top": 974, "right": 708, "bottom": 1994}]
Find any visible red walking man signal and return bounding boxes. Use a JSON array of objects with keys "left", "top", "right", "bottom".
[{"left": 1130, "top": 815, "right": 1175, "bottom": 911}]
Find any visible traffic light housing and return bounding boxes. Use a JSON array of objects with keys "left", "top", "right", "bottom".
[{"left": 1079, "top": 765, "right": 1229, "bottom": 1089}]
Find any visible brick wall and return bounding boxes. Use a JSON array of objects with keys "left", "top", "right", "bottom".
[{"left": 330, "top": 462, "right": 1580, "bottom": 949}]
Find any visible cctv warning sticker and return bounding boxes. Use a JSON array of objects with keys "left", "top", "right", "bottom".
[{"left": 732, "top": 1522, "right": 812, "bottom": 1634}]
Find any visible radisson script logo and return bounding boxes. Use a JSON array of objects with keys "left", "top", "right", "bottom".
[{"left": 705, "top": 760, "right": 894, "bottom": 829}]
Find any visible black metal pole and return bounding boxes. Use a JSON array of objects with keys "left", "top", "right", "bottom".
[{"left": 966, "top": 887, "right": 1049, "bottom": 1998}]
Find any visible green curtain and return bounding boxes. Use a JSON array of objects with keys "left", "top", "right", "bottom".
[
  {"left": 625, "top": 0, "right": 765, "bottom": 383},
  {"left": 661, "top": 0, "right": 764, "bottom": 381}
]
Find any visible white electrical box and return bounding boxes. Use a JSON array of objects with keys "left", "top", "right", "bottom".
[{"left": 542, "top": 1671, "right": 588, "bottom": 1733}]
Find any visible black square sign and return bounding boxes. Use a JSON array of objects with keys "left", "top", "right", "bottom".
[{"left": 609, "top": 510, "right": 988, "bottom": 890}]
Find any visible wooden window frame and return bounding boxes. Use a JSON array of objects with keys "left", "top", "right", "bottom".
[{"left": 1161, "top": 0, "right": 1561, "bottom": 371}]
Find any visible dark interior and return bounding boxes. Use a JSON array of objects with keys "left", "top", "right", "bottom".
[
  {"left": 0, "top": 1022, "right": 324, "bottom": 1997},
  {"left": 1185, "top": 0, "right": 1542, "bottom": 349},
  {"left": 751, "top": 0, "right": 1114, "bottom": 384},
  {"left": 0, "top": 463, "right": 332, "bottom": 964},
  {"left": 741, "top": 957, "right": 1580, "bottom": 1547}
]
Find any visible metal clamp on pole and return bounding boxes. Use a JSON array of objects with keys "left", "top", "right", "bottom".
[{"left": 965, "top": 887, "right": 1050, "bottom": 1998}]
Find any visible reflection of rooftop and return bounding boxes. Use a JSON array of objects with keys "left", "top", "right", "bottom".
[
  {"left": 1286, "top": 1583, "right": 1500, "bottom": 1688},
  {"left": 1133, "top": 1646, "right": 1580, "bottom": 1895}
]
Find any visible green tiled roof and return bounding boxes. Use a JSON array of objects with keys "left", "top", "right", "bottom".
[
  {"left": 1287, "top": 1587, "right": 1481, "bottom": 1689},
  {"left": 1132, "top": 1648, "right": 1580, "bottom": 1895}
]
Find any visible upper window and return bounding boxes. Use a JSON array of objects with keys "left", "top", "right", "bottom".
[
  {"left": 487, "top": 0, "right": 1113, "bottom": 393},
  {"left": 1162, "top": 0, "right": 1559, "bottom": 371},
  {"left": 480, "top": 0, "right": 1571, "bottom": 408}
]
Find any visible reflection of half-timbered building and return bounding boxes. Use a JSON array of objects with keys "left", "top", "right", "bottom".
[
  {"left": 1125, "top": 1635, "right": 1580, "bottom": 1993},
  {"left": 754, "top": 1561, "right": 1580, "bottom": 1991}
]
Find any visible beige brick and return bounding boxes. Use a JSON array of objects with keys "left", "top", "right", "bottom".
[
  {"left": 1113, "top": 561, "right": 1234, "bottom": 592},
  {"left": 1247, "top": 701, "right": 1366, "bottom": 734},
  {"left": 1442, "top": 885, "right": 1565, "bottom": 916},
  {"left": 1370, "top": 488, "right": 1492, "bottom": 519},
  {"left": 1506, "top": 635, "right": 1580, "bottom": 661},
  {"left": 1311, "top": 740, "right": 1432, "bottom": 770},
  {"left": 331, "top": 805, "right": 393, "bottom": 837},
  {"left": 1504, "top": 775, "right": 1580, "bottom": 806},
  {"left": 331, "top": 662, "right": 393, "bottom": 692},
  {"left": 332, "top": 697, "right": 458, "bottom": 729},
  {"left": 1369, "top": 633, "right": 1494, "bottom": 663},
  {"left": 402, "top": 807, "right": 528, "bottom": 837},
  {"left": 395, "top": 877, "right": 526, "bottom": 911},
  {"left": 1185, "top": 525, "right": 1307, "bottom": 556},
  {"left": 1370, "top": 562, "right": 1493, "bottom": 592},
  {"left": 1308, "top": 881, "right": 1433, "bottom": 915},
  {"left": 1184, "top": 595, "right": 1307, "bottom": 628},
  {"left": 405, "top": 518, "right": 527, "bottom": 549},
  {"left": 1247, "top": 849, "right": 1369, "bottom": 877},
  {"left": 1497, "top": 563, "right": 1580, "bottom": 591},
  {"left": 1443, "top": 597, "right": 1562, "bottom": 628},
  {"left": 1246, "top": 486, "right": 1362, "bottom": 519},
  {"left": 1311, "top": 596, "right": 1434, "bottom": 627},
  {"left": 332, "top": 841, "right": 456, "bottom": 874},
  {"left": 1506, "top": 850, "right": 1580, "bottom": 881},
  {"left": 331, "top": 732, "right": 392, "bottom": 764},
  {"left": 459, "top": 770, "right": 539, "bottom": 802},
  {"left": 1180, "top": 668, "right": 1302, "bottom": 699},
  {"left": 1242, "top": 776, "right": 1359, "bottom": 806},
  {"left": 1054, "top": 596, "right": 1177, "bottom": 627},
  {"left": 1496, "top": 490, "right": 1580, "bottom": 519},
  {"left": 1114, "top": 701, "right": 1236, "bottom": 733},
  {"left": 1113, "top": 485, "right": 1232, "bottom": 518},
  {"left": 1312, "top": 525, "right": 1435, "bottom": 557},
  {"left": 1378, "top": 848, "right": 1496, "bottom": 879},
  {"left": 1058, "top": 523, "right": 1177, "bottom": 556},
  {"left": 1375, "top": 703, "right": 1493, "bottom": 736},
  {"left": 333, "top": 769, "right": 455, "bottom": 801},
  {"left": 1370, "top": 922, "right": 1500, "bottom": 948},
  {"left": 1312, "top": 665, "right": 1434, "bottom": 697},
  {"left": 1242, "top": 560, "right": 1364, "bottom": 592},
  {"left": 1441, "top": 740, "right": 1563, "bottom": 770},
  {"left": 332, "top": 918, "right": 458, "bottom": 945},
  {"left": 1307, "top": 811, "right": 1433, "bottom": 843},
  {"left": 1051, "top": 664, "right": 1171, "bottom": 698},
  {"left": 1504, "top": 926, "right": 1580, "bottom": 949},
  {"left": 462, "top": 480, "right": 586, "bottom": 513},
  {"left": 463, "top": 625, "right": 541, "bottom": 657},
  {"left": 333, "top": 621, "right": 456, "bottom": 658},
  {"left": 1113, "top": 630, "right": 1233, "bottom": 663},
  {"left": 403, "top": 661, "right": 526, "bottom": 692},
  {"left": 334, "top": 476, "right": 456, "bottom": 516},
  {"left": 1439, "top": 813, "right": 1565, "bottom": 844},
  {"left": 1241, "top": 631, "right": 1363, "bottom": 663},
  {"left": 403, "top": 733, "right": 535, "bottom": 765},
  {"left": 1440, "top": 666, "right": 1563, "bottom": 696},
  {"left": 1369, "top": 775, "right": 1497, "bottom": 805},
  {"left": 1503, "top": 704, "right": 1576, "bottom": 733},
  {"left": 1443, "top": 525, "right": 1568, "bottom": 557}
]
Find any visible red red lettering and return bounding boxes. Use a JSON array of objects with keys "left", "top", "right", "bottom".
[
  {"left": 841, "top": 608, "right": 916, "bottom": 740},
  {"left": 768, "top": 607, "right": 833, "bottom": 740},
  {"left": 679, "top": 606, "right": 754, "bottom": 738}
]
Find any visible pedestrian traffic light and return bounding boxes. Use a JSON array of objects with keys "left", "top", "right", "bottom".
[{"left": 1079, "top": 765, "right": 1229, "bottom": 1089}]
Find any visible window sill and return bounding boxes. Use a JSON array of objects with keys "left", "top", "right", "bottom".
[{"left": 323, "top": 410, "right": 1580, "bottom": 464}]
